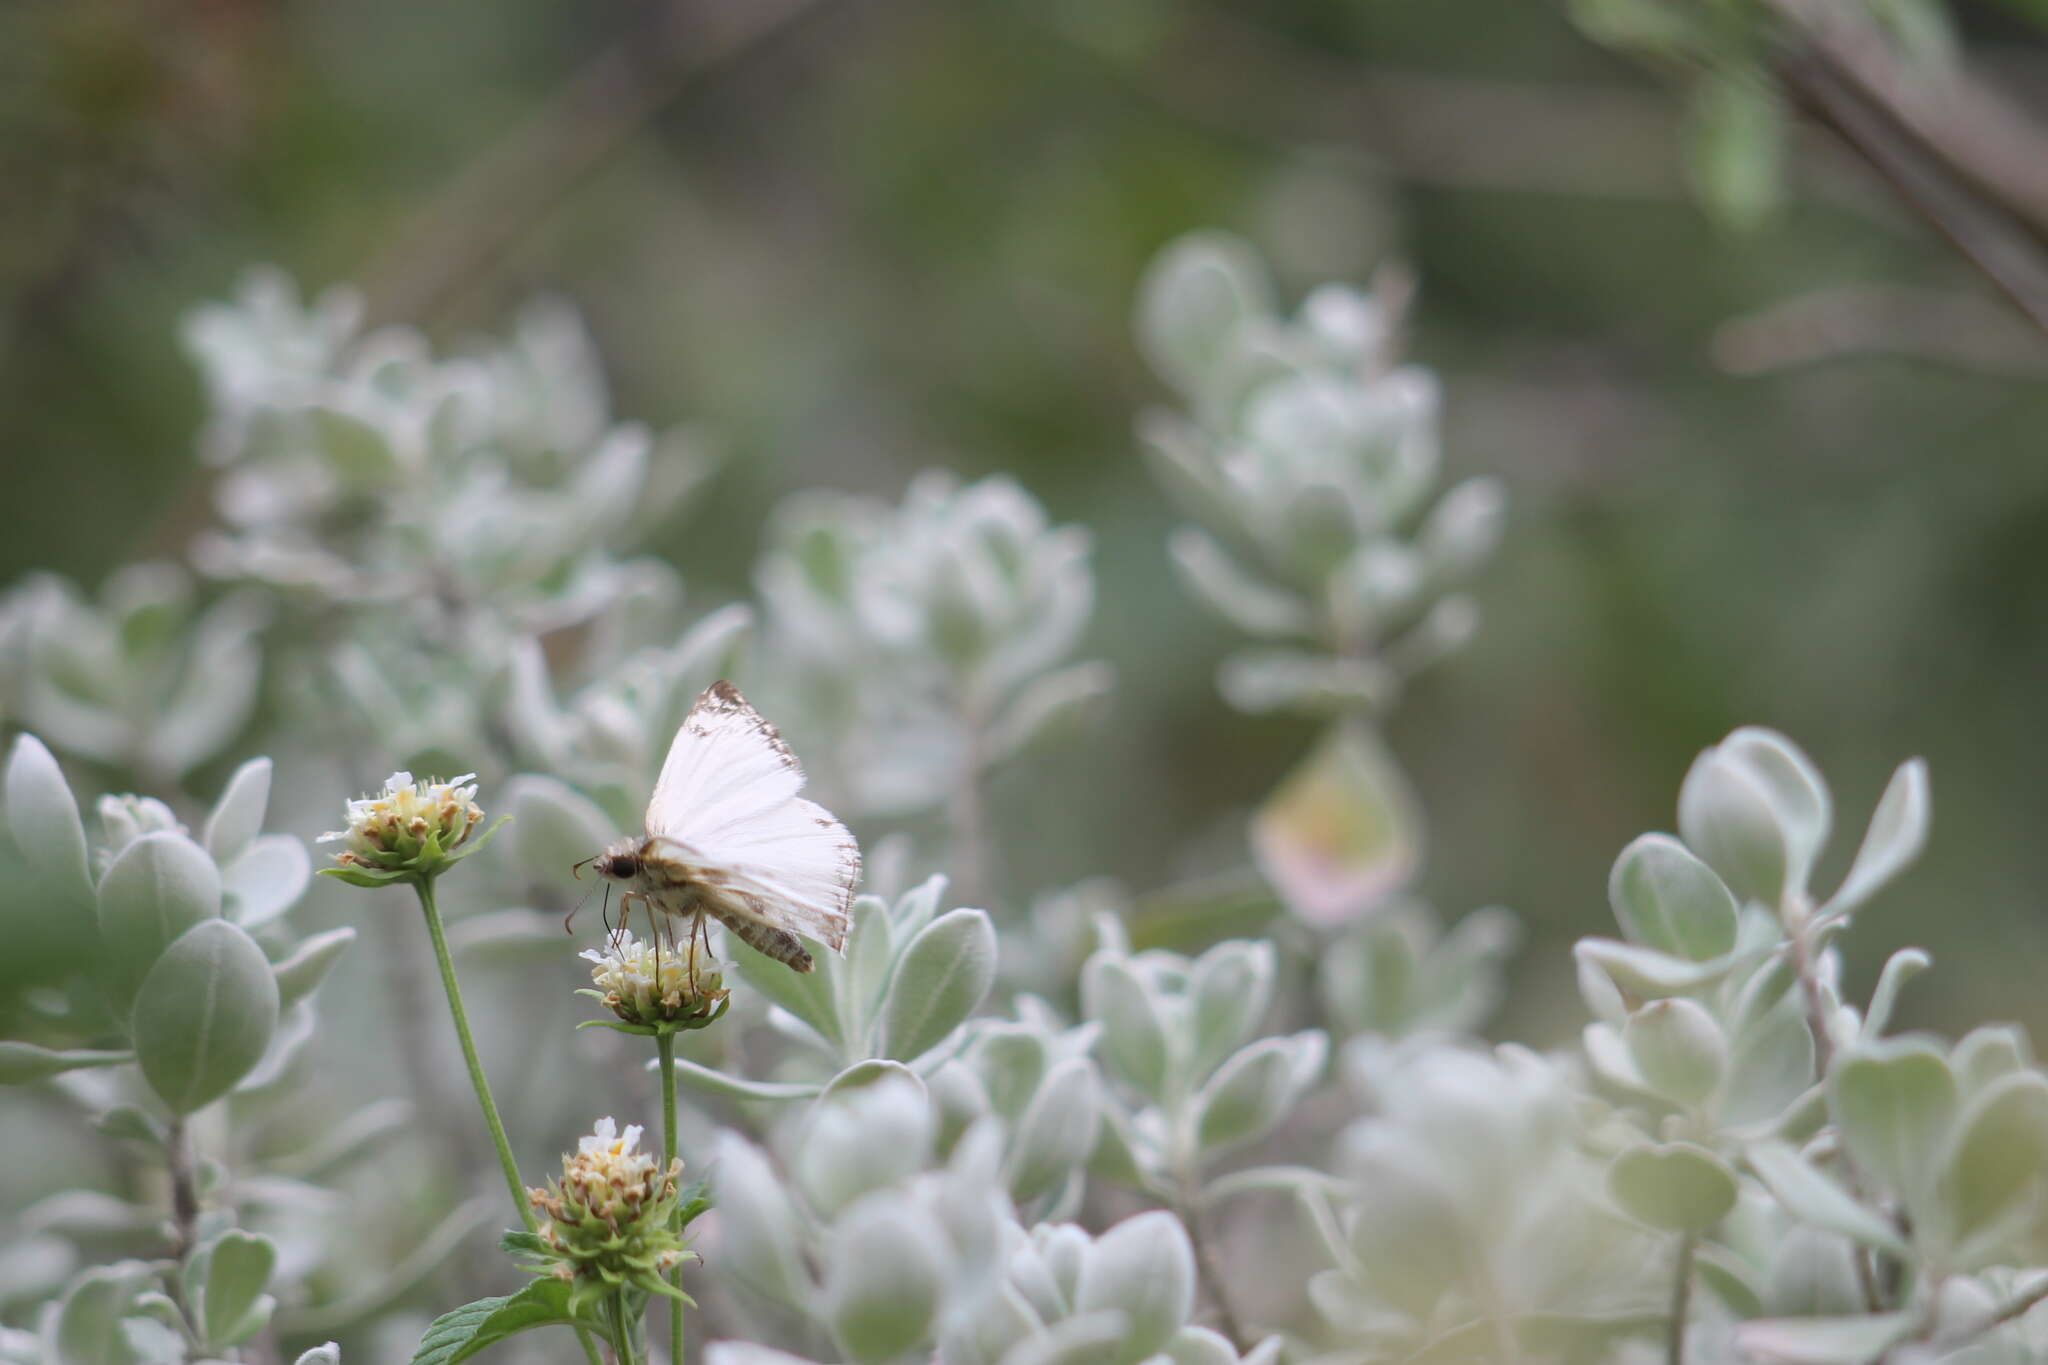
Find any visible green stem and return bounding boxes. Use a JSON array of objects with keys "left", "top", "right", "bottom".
[
  {"left": 415, "top": 876, "right": 535, "bottom": 1232},
  {"left": 607, "top": 1292, "right": 642, "bottom": 1365},
  {"left": 414, "top": 877, "right": 606, "bottom": 1365},
  {"left": 658, "top": 1031, "right": 685, "bottom": 1365},
  {"left": 1787, "top": 916, "right": 1888, "bottom": 1313},
  {"left": 1667, "top": 1232, "right": 1696, "bottom": 1365},
  {"left": 162, "top": 1118, "right": 204, "bottom": 1335},
  {"left": 1173, "top": 1157, "right": 1246, "bottom": 1350}
]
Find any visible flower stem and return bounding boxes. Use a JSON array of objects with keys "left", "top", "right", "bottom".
[
  {"left": 162, "top": 1118, "right": 205, "bottom": 1335},
  {"left": 1174, "top": 1163, "right": 1246, "bottom": 1349},
  {"left": 411, "top": 880, "right": 606, "bottom": 1365},
  {"left": 164, "top": 1117, "right": 202, "bottom": 1259},
  {"left": 1787, "top": 917, "right": 1888, "bottom": 1312},
  {"left": 607, "top": 1291, "right": 642, "bottom": 1365},
  {"left": 414, "top": 876, "right": 536, "bottom": 1232},
  {"left": 658, "top": 1031, "right": 685, "bottom": 1365},
  {"left": 1667, "top": 1232, "right": 1695, "bottom": 1365}
]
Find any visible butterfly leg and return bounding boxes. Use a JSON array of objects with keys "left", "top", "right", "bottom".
[
  {"left": 615, "top": 892, "right": 647, "bottom": 950},
  {"left": 696, "top": 906, "right": 720, "bottom": 967},
  {"left": 685, "top": 908, "right": 709, "bottom": 995},
  {"left": 652, "top": 900, "right": 667, "bottom": 1001}
]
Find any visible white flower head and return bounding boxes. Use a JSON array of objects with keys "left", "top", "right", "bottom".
[
  {"left": 580, "top": 929, "right": 726, "bottom": 1025},
  {"left": 527, "top": 1114, "right": 689, "bottom": 1312},
  {"left": 577, "top": 1115, "right": 646, "bottom": 1160},
  {"left": 318, "top": 770, "right": 485, "bottom": 879}
]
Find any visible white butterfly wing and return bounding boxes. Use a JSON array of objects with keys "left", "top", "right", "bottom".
[
  {"left": 705, "top": 797, "right": 859, "bottom": 951},
  {"left": 647, "top": 681, "right": 858, "bottom": 953},
  {"left": 646, "top": 681, "right": 803, "bottom": 842}
]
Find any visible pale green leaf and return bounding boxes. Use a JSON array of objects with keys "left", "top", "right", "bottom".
[
  {"left": 132, "top": 919, "right": 279, "bottom": 1114},
  {"left": 1744, "top": 1141, "right": 1912, "bottom": 1258},
  {"left": 1607, "top": 834, "right": 1738, "bottom": 961},
  {"left": 202, "top": 758, "right": 272, "bottom": 865},
  {"left": 1075, "top": 1211, "right": 1194, "bottom": 1365},
  {"left": 1609, "top": 1142, "right": 1738, "bottom": 1231},
  {"left": 98, "top": 832, "right": 223, "bottom": 1006},
  {"left": 0, "top": 1043, "right": 132, "bottom": 1085},
  {"left": 272, "top": 927, "right": 357, "bottom": 1010},
  {"left": 1828, "top": 1039, "right": 1958, "bottom": 1211},
  {"left": 5, "top": 733, "right": 91, "bottom": 903},
  {"left": 1734, "top": 1312, "right": 1919, "bottom": 1364},
  {"left": 1822, "top": 758, "right": 1929, "bottom": 920},
  {"left": 880, "top": 908, "right": 996, "bottom": 1061}
]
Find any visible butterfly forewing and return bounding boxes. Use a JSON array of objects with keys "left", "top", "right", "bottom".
[
  {"left": 646, "top": 681, "right": 803, "bottom": 842},
  {"left": 644, "top": 681, "right": 858, "bottom": 958}
]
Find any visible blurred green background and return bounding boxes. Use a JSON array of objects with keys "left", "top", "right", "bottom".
[{"left": 7, "top": 0, "right": 2048, "bottom": 1047}]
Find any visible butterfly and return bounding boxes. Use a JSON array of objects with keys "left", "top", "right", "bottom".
[{"left": 585, "top": 680, "right": 859, "bottom": 979}]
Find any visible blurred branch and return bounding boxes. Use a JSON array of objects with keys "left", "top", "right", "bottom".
[
  {"left": 1132, "top": 7, "right": 1689, "bottom": 201},
  {"left": 1776, "top": 49, "right": 2048, "bottom": 335},
  {"left": 1764, "top": 0, "right": 2048, "bottom": 336},
  {"left": 1128, "top": 4, "right": 2048, "bottom": 345},
  {"left": 1086, "top": 6, "right": 1891, "bottom": 220},
  {"left": 1712, "top": 284, "right": 2048, "bottom": 376},
  {"left": 1765, "top": 0, "right": 2048, "bottom": 248},
  {"left": 360, "top": 0, "right": 832, "bottom": 328}
]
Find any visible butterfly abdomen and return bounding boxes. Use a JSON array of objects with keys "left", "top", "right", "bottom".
[{"left": 710, "top": 906, "right": 815, "bottom": 973}]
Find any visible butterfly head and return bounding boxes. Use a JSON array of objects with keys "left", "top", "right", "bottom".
[{"left": 590, "top": 838, "right": 644, "bottom": 883}]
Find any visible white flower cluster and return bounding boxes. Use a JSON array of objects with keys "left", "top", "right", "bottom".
[
  {"left": 571, "top": 1115, "right": 654, "bottom": 1177},
  {"left": 580, "top": 929, "right": 724, "bottom": 1024},
  {"left": 317, "top": 770, "right": 482, "bottom": 872}
]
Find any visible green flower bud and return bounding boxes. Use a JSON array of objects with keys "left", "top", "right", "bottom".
[{"left": 523, "top": 1118, "right": 692, "bottom": 1313}]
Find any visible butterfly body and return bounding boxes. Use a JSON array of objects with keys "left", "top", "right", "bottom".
[
  {"left": 598, "top": 834, "right": 816, "bottom": 971},
  {"left": 592, "top": 681, "right": 858, "bottom": 977}
]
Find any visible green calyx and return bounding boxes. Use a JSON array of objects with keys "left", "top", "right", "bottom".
[
  {"left": 574, "top": 988, "right": 731, "bottom": 1036},
  {"left": 318, "top": 814, "right": 509, "bottom": 888}
]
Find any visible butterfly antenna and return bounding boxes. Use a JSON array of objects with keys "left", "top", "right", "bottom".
[
  {"left": 570, "top": 854, "right": 599, "bottom": 881},
  {"left": 560, "top": 881, "right": 598, "bottom": 934}
]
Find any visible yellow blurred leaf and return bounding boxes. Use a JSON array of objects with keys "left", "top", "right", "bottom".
[{"left": 1251, "top": 723, "right": 1420, "bottom": 928}]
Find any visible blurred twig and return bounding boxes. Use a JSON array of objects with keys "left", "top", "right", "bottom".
[
  {"left": 1125, "top": 3, "right": 2048, "bottom": 349},
  {"left": 1067, "top": 5, "right": 1897, "bottom": 221},
  {"left": 359, "top": 0, "right": 832, "bottom": 328},
  {"left": 1712, "top": 284, "right": 2048, "bottom": 376},
  {"left": 1766, "top": 0, "right": 2048, "bottom": 249},
  {"left": 1777, "top": 48, "right": 2048, "bottom": 335},
  {"left": 1129, "top": 6, "right": 1689, "bottom": 201},
  {"left": 1764, "top": 0, "right": 2048, "bottom": 336}
]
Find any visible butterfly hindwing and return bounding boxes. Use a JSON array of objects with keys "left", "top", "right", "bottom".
[{"left": 646, "top": 681, "right": 803, "bottom": 842}]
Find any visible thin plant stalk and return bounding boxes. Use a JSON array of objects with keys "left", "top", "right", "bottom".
[
  {"left": 658, "top": 1030, "right": 685, "bottom": 1365},
  {"left": 1667, "top": 1232, "right": 1696, "bottom": 1365},
  {"left": 414, "top": 875, "right": 535, "bottom": 1232},
  {"left": 162, "top": 1118, "right": 205, "bottom": 1333},
  {"left": 415, "top": 876, "right": 609, "bottom": 1365},
  {"left": 1787, "top": 910, "right": 1887, "bottom": 1312},
  {"left": 1174, "top": 1162, "right": 1246, "bottom": 1349},
  {"left": 608, "top": 1291, "right": 643, "bottom": 1365}
]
